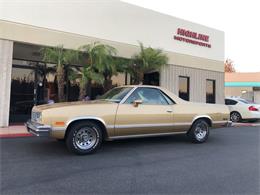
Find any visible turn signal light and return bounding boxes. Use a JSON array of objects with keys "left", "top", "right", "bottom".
[
  {"left": 55, "top": 121, "right": 65, "bottom": 126},
  {"left": 248, "top": 106, "right": 258, "bottom": 111}
]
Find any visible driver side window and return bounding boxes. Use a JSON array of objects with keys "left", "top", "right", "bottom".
[{"left": 125, "top": 87, "right": 169, "bottom": 105}]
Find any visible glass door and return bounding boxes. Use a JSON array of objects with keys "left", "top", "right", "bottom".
[{"left": 9, "top": 66, "right": 35, "bottom": 123}]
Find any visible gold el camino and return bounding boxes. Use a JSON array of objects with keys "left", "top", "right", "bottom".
[{"left": 25, "top": 85, "right": 232, "bottom": 155}]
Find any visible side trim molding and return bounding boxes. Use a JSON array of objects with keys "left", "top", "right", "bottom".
[
  {"left": 109, "top": 131, "right": 187, "bottom": 140},
  {"left": 212, "top": 120, "right": 228, "bottom": 124},
  {"left": 109, "top": 122, "right": 192, "bottom": 129}
]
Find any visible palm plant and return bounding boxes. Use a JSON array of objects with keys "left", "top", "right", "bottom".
[
  {"left": 41, "top": 45, "right": 79, "bottom": 102},
  {"left": 131, "top": 42, "right": 168, "bottom": 84},
  {"left": 78, "top": 42, "right": 117, "bottom": 99}
]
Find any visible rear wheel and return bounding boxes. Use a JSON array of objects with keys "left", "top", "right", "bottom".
[
  {"left": 188, "top": 119, "right": 209, "bottom": 143},
  {"left": 66, "top": 121, "right": 102, "bottom": 155},
  {"left": 230, "top": 112, "right": 242, "bottom": 122}
]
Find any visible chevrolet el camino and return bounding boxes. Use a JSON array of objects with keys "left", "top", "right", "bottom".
[{"left": 26, "top": 85, "right": 232, "bottom": 155}]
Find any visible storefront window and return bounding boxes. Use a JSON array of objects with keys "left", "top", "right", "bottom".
[
  {"left": 179, "top": 76, "right": 190, "bottom": 101},
  {"left": 206, "top": 79, "right": 216, "bottom": 103},
  {"left": 9, "top": 66, "right": 35, "bottom": 123}
]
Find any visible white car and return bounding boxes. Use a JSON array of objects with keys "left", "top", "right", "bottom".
[{"left": 225, "top": 97, "right": 260, "bottom": 122}]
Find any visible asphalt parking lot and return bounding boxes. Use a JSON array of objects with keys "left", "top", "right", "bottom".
[{"left": 1, "top": 126, "right": 259, "bottom": 194}]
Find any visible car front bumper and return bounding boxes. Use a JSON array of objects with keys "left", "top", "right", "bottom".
[{"left": 25, "top": 120, "right": 51, "bottom": 136}]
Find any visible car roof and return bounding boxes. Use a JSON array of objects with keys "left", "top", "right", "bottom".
[{"left": 225, "top": 97, "right": 243, "bottom": 100}]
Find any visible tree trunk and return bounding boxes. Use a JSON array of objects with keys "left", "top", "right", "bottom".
[
  {"left": 138, "top": 72, "right": 144, "bottom": 85},
  {"left": 56, "top": 65, "right": 65, "bottom": 102},
  {"left": 79, "top": 80, "right": 87, "bottom": 100},
  {"left": 65, "top": 68, "right": 70, "bottom": 101},
  {"left": 132, "top": 71, "right": 143, "bottom": 85},
  {"left": 86, "top": 80, "right": 92, "bottom": 99},
  {"left": 104, "top": 77, "right": 112, "bottom": 92}
]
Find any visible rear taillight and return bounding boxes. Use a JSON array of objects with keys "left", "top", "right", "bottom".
[{"left": 248, "top": 106, "right": 258, "bottom": 111}]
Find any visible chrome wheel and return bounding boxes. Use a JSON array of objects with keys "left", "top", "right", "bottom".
[
  {"left": 230, "top": 112, "right": 241, "bottom": 122},
  {"left": 67, "top": 121, "right": 102, "bottom": 155},
  {"left": 74, "top": 127, "right": 97, "bottom": 150},
  {"left": 194, "top": 122, "right": 208, "bottom": 141}
]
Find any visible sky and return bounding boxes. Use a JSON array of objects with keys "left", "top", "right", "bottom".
[{"left": 123, "top": 0, "right": 260, "bottom": 72}]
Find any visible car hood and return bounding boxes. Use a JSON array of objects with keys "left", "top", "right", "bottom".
[{"left": 33, "top": 100, "right": 114, "bottom": 111}]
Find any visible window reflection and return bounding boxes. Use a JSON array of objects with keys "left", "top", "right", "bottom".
[
  {"left": 179, "top": 76, "right": 190, "bottom": 101},
  {"left": 206, "top": 79, "right": 216, "bottom": 103}
]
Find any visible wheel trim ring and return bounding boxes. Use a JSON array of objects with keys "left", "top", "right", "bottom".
[
  {"left": 74, "top": 127, "right": 98, "bottom": 150},
  {"left": 194, "top": 122, "right": 208, "bottom": 141}
]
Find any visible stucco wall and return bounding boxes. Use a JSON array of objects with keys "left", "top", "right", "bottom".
[
  {"left": 0, "top": 20, "right": 224, "bottom": 72},
  {"left": 0, "top": 0, "right": 224, "bottom": 62}
]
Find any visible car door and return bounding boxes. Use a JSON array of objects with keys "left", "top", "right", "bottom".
[{"left": 114, "top": 87, "right": 174, "bottom": 136}]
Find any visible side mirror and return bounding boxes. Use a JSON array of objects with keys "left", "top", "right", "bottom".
[{"left": 133, "top": 99, "right": 142, "bottom": 107}]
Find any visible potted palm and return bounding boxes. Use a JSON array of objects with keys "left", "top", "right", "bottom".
[
  {"left": 131, "top": 42, "right": 168, "bottom": 84},
  {"left": 78, "top": 42, "right": 117, "bottom": 100},
  {"left": 41, "top": 45, "right": 79, "bottom": 102}
]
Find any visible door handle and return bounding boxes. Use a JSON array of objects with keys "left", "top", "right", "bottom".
[{"left": 166, "top": 110, "right": 173, "bottom": 113}]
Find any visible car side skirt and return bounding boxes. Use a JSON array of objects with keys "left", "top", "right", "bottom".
[
  {"left": 108, "top": 131, "right": 187, "bottom": 140},
  {"left": 108, "top": 122, "right": 191, "bottom": 137}
]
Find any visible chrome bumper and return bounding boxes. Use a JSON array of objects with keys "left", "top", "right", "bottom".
[{"left": 25, "top": 120, "right": 51, "bottom": 137}]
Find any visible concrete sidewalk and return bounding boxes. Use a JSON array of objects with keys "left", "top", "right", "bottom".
[{"left": 0, "top": 125, "right": 31, "bottom": 138}]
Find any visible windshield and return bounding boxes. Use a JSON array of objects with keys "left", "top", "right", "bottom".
[{"left": 97, "top": 87, "right": 133, "bottom": 103}]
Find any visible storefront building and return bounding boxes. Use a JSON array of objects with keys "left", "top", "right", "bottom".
[
  {"left": 0, "top": 1, "right": 224, "bottom": 127},
  {"left": 225, "top": 72, "right": 260, "bottom": 103}
]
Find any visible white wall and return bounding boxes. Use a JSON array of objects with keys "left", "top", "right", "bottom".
[
  {"left": 0, "top": 39, "right": 13, "bottom": 127},
  {"left": 253, "top": 91, "right": 260, "bottom": 104},
  {"left": 0, "top": 0, "right": 224, "bottom": 62}
]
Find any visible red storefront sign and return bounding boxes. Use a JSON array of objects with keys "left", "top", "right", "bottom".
[{"left": 174, "top": 28, "right": 211, "bottom": 48}]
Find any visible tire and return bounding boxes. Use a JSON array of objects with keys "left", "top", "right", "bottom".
[
  {"left": 188, "top": 119, "right": 210, "bottom": 143},
  {"left": 66, "top": 121, "right": 103, "bottom": 155},
  {"left": 230, "top": 112, "right": 242, "bottom": 122}
]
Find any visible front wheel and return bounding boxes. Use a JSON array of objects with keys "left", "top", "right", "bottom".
[
  {"left": 66, "top": 121, "right": 102, "bottom": 155},
  {"left": 188, "top": 119, "right": 210, "bottom": 143}
]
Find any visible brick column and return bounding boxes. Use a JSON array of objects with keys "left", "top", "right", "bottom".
[{"left": 0, "top": 39, "right": 13, "bottom": 127}]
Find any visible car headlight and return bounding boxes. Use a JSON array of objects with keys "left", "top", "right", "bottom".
[{"left": 31, "top": 111, "right": 42, "bottom": 123}]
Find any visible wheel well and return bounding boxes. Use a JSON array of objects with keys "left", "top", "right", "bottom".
[
  {"left": 230, "top": 111, "right": 242, "bottom": 119},
  {"left": 65, "top": 119, "right": 108, "bottom": 140},
  {"left": 230, "top": 111, "right": 240, "bottom": 115},
  {"left": 187, "top": 117, "right": 212, "bottom": 134},
  {"left": 192, "top": 117, "right": 212, "bottom": 127}
]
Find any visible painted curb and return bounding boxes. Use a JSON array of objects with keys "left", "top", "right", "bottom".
[
  {"left": 233, "top": 123, "right": 260, "bottom": 127},
  {"left": 0, "top": 133, "right": 32, "bottom": 138}
]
